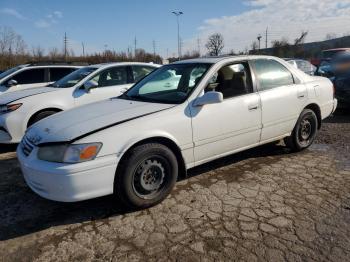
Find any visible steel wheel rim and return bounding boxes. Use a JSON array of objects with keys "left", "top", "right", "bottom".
[
  {"left": 132, "top": 156, "right": 168, "bottom": 199},
  {"left": 298, "top": 115, "right": 314, "bottom": 146}
]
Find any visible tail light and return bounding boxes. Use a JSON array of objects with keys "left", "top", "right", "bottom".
[{"left": 333, "top": 83, "right": 336, "bottom": 98}]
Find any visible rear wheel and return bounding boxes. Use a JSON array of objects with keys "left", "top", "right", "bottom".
[
  {"left": 115, "top": 143, "right": 178, "bottom": 209},
  {"left": 28, "top": 110, "right": 58, "bottom": 127},
  {"left": 285, "top": 109, "right": 318, "bottom": 152}
]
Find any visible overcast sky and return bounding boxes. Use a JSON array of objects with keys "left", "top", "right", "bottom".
[{"left": 1, "top": 0, "right": 350, "bottom": 57}]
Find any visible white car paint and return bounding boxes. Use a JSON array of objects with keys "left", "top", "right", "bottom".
[
  {"left": 17, "top": 55, "right": 337, "bottom": 203},
  {"left": 0, "top": 65, "right": 80, "bottom": 94},
  {"left": 0, "top": 62, "right": 160, "bottom": 143}
]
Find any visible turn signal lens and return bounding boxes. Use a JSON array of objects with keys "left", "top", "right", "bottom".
[
  {"left": 63, "top": 143, "right": 102, "bottom": 163},
  {"left": 0, "top": 103, "right": 22, "bottom": 114},
  {"left": 80, "top": 145, "right": 99, "bottom": 160}
]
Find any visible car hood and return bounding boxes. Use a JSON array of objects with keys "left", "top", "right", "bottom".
[
  {"left": 26, "top": 98, "right": 174, "bottom": 145},
  {"left": 0, "top": 87, "right": 58, "bottom": 104}
]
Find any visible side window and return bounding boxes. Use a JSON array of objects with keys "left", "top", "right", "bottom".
[
  {"left": 253, "top": 59, "right": 294, "bottom": 91},
  {"left": 132, "top": 66, "right": 155, "bottom": 82},
  {"left": 12, "top": 69, "right": 45, "bottom": 84},
  {"left": 49, "top": 68, "right": 76, "bottom": 82},
  {"left": 205, "top": 62, "right": 253, "bottom": 99},
  {"left": 91, "top": 66, "right": 128, "bottom": 88}
]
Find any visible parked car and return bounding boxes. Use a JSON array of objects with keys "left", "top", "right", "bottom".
[
  {"left": 284, "top": 59, "right": 316, "bottom": 75},
  {"left": 333, "top": 73, "right": 350, "bottom": 109},
  {"left": 315, "top": 60, "right": 334, "bottom": 78},
  {"left": 0, "top": 62, "right": 83, "bottom": 95},
  {"left": 17, "top": 56, "right": 337, "bottom": 208},
  {"left": 0, "top": 62, "right": 159, "bottom": 143}
]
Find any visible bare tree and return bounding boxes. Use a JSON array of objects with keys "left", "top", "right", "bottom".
[
  {"left": 32, "top": 45, "right": 45, "bottom": 59},
  {"left": 325, "top": 33, "right": 337, "bottom": 40},
  {"left": 294, "top": 31, "right": 308, "bottom": 46},
  {"left": 0, "top": 26, "right": 26, "bottom": 55},
  {"left": 205, "top": 33, "right": 224, "bottom": 56},
  {"left": 48, "top": 47, "right": 61, "bottom": 59},
  {"left": 271, "top": 38, "right": 290, "bottom": 57},
  {"left": 250, "top": 41, "right": 259, "bottom": 54}
]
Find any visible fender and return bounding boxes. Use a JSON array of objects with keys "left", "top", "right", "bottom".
[{"left": 23, "top": 104, "right": 68, "bottom": 132}]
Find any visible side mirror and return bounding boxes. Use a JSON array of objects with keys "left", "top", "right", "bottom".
[
  {"left": 193, "top": 91, "right": 223, "bottom": 107},
  {"left": 84, "top": 80, "right": 98, "bottom": 93},
  {"left": 6, "top": 79, "right": 18, "bottom": 87}
]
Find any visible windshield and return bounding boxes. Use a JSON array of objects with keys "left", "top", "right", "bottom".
[
  {"left": 0, "top": 65, "right": 24, "bottom": 81},
  {"left": 50, "top": 67, "right": 97, "bottom": 88},
  {"left": 121, "top": 63, "right": 212, "bottom": 104}
]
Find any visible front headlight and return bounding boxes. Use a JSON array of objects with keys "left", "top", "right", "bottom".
[
  {"left": 0, "top": 103, "right": 22, "bottom": 114},
  {"left": 38, "top": 143, "right": 102, "bottom": 163}
]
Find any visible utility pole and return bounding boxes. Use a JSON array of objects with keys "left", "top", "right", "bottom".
[
  {"left": 197, "top": 37, "right": 201, "bottom": 56},
  {"left": 257, "top": 35, "right": 262, "bottom": 50},
  {"left": 172, "top": 11, "right": 183, "bottom": 60},
  {"left": 134, "top": 36, "right": 137, "bottom": 57},
  {"left": 82, "top": 42, "right": 85, "bottom": 57},
  {"left": 265, "top": 27, "right": 268, "bottom": 49},
  {"left": 64, "top": 32, "right": 68, "bottom": 61},
  {"left": 153, "top": 40, "right": 156, "bottom": 57}
]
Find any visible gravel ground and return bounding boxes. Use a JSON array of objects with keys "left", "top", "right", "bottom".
[{"left": 0, "top": 113, "right": 349, "bottom": 261}]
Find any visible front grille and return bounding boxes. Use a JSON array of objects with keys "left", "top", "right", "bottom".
[{"left": 21, "top": 135, "right": 35, "bottom": 156}]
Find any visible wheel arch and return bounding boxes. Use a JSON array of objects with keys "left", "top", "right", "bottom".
[
  {"left": 27, "top": 107, "right": 63, "bottom": 127},
  {"left": 304, "top": 103, "right": 322, "bottom": 129},
  {"left": 115, "top": 136, "right": 187, "bottom": 183}
]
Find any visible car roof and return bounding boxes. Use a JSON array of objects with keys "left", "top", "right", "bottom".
[
  {"left": 323, "top": 48, "right": 350, "bottom": 52},
  {"left": 91, "top": 62, "right": 161, "bottom": 69},
  {"left": 172, "top": 55, "right": 283, "bottom": 65}
]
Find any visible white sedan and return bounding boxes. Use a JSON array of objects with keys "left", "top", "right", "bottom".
[
  {"left": 18, "top": 56, "right": 337, "bottom": 208},
  {"left": 0, "top": 62, "right": 159, "bottom": 143}
]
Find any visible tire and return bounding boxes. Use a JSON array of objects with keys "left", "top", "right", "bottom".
[
  {"left": 28, "top": 110, "right": 58, "bottom": 127},
  {"left": 284, "top": 109, "right": 318, "bottom": 152},
  {"left": 115, "top": 143, "right": 178, "bottom": 209}
]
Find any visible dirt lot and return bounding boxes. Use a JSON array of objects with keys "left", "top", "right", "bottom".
[{"left": 0, "top": 113, "right": 350, "bottom": 262}]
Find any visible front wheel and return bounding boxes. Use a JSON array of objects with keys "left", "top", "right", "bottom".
[
  {"left": 285, "top": 109, "right": 318, "bottom": 152},
  {"left": 115, "top": 143, "right": 178, "bottom": 209}
]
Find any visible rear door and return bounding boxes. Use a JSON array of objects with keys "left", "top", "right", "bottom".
[
  {"left": 74, "top": 66, "right": 133, "bottom": 106},
  {"left": 251, "top": 58, "right": 307, "bottom": 142},
  {"left": 7, "top": 68, "right": 48, "bottom": 91}
]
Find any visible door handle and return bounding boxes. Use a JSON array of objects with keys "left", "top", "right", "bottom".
[
  {"left": 297, "top": 93, "right": 306, "bottom": 98},
  {"left": 248, "top": 104, "right": 259, "bottom": 111}
]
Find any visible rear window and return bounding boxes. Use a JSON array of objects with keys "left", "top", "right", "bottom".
[
  {"left": 253, "top": 59, "right": 294, "bottom": 91},
  {"left": 12, "top": 69, "right": 45, "bottom": 84},
  {"left": 49, "top": 68, "right": 76, "bottom": 81}
]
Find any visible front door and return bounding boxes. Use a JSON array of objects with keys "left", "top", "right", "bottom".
[
  {"left": 190, "top": 62, "right": 262, "bottom": 165},
  {"left": 74, "top": 66, "right": 133, "bottom": 106}
]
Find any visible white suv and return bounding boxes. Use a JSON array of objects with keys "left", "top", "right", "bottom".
[
  {"left": 0, "top": 62, "right": 159, "bottom": 143},
  {"left": 0, "top": 63, "right": 82, "bottom": 94},
  {"left": 18, "top": 56, "right": 337, "bottom": 208}
]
